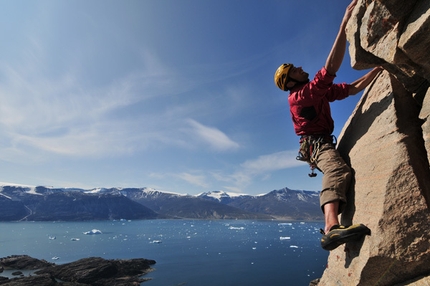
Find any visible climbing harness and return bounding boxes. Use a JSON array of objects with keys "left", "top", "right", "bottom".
[{"left": 296, "top": 135, "right": 336, "bottom": 177}]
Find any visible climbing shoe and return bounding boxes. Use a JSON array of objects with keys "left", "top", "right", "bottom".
[{"left": 320, "top": 224, "right": 371, "bottom": 251}]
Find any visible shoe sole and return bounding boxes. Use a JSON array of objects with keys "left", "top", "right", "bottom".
[
  {"left": 321, "top": 225, "right": 371, "bottom": 251},
  {"left": 322, "top": 232, "right": 365, "bottom": 250}
]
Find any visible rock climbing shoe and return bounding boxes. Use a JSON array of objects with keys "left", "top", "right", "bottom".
[{"left": 320, "top": 224, "right": 371, "bottom": 251}]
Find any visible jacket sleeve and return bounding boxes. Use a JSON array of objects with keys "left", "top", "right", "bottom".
[
  {"left": 325, "top": 82, "right": 349, "bottom": 102},
  {"left": 312, "top": 67, "right": 349, "bottom": 102},
  {"left": 291, "top": 67, "right": 348, "bottom": 104}
]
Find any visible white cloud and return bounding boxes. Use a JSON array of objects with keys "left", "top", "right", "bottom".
[
  {"left": 0, "top": 71, "right": 138, "bottom": 159},
  {"left": 240, "top": 150, "right": 302, "bottom": 174},
  {"left": 176, "top": 172, "right": 209, "bottom": 189},
  {"left": 0, "top": 34, "right": 250, "bottom": 163},
  {"left": 130, "top": 150, "right": 307, "bottom": 194},
  {"left": 149, "top": 171, "right": 210, "bottom": 189},
  {"left": 0, "top": 46, "right": 197, "bottom": 160},
  {"left": 186, "top": 119, "right": 240, "bottom": 151},
  {"left": 209, "top": 150, "right": 303, "bottom": 193}
]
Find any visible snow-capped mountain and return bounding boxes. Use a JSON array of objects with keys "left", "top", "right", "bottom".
[
  {"left": 197, "top": 190, "right": 252, "bottom": 204},
  {"left": 0, "top": 185, "right": 159, "bottom": 221},
  {"left": 0, "top": 184, "right": 322, "bottom": 221},
  {"left": 198, "top": 188, "right": 321, "bottom": 220},
  {"left": 107, "top": 188, "right": 271, "bottom": 220}
]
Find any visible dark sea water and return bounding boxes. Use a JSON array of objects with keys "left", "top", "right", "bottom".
[{"left": 0, "top": 220, "right": 328, "bottom": 286}]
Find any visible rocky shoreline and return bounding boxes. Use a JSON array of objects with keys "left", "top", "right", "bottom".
[{"left": 0, "top": 255, "right": 156, "bottom": 285}]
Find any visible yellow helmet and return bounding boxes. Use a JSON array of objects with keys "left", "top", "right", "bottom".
[{"left": 274, "top": 63, "right": 293, "bottom": 91}]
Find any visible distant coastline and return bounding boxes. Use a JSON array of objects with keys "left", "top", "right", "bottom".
[{"left": 0, "top": 184, "right": 323, "bottom": 221}]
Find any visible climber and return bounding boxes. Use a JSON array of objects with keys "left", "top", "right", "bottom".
[{"left": 274, "top": 0, "right": 383, "bottom": 250}]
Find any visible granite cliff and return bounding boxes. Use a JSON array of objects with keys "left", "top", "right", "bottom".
[{"left": 317, "top": 0, "right": 430, "bottom": 285}]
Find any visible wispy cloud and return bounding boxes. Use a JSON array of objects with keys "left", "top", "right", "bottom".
[
  {"left": 153, "top": 150, "right": 304, "bottom": 193},
  {"left": 240, "top": 150, "right": 302, "bottom": 174},
  {"left": 149, "top": 171, "right": 210, "bottom": 190},
  {"left": 0, "top": 47, "right": 204, "bottom": 161},
  {"left": 0, "top": 68, "right": 148, "bottom": 159},
  {"left": 176, "top": 172, "right": 209, "bottom": 189},
  {"left": 212, "top": 150, "right": 303, "bottom": 193},
  {"left": 0, "top": 34, "right": 251, "bottom": 163},
  {"left": 186, "top": 119, "right": 240, "bottom": 151}
]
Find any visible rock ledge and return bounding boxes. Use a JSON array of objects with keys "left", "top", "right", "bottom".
[{"left": 0, "top": 255, "right": 156, "bottom": 286}]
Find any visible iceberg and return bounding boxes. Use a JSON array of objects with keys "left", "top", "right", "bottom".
[
  {"left": 228, "top": 226, "right": 245, "bottom": 230},
  {"left": 83, "top": 229, "right": 102, "bottom": 235}
]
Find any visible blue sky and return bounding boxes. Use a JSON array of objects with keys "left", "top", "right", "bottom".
[{"left": 0, "top": 0, "right": 371, "bottom": 195}]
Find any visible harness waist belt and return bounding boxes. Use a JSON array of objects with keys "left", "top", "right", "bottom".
[{"left": 300, "top": 134, "right": 334, "bottom": 145}]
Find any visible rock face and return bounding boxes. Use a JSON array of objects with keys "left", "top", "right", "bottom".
[
  {"left": 0, "top": 255, "right": 53, "bottom": 270},
  {"left": 0, "top": 255, "right": 155, "bottom": 286},
  {"left": 318, "top": 1, "right": 430, "bottom": 285}
]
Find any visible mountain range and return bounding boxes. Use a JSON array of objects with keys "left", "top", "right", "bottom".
[{"left": 0, "top": 184, "right": 323, "bottom": 221}]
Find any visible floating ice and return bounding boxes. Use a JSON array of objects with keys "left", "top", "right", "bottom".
[
  {"left": 228, "top": 226, "right": 245, "bottom": 230},
  {"left": 83, "top": 229, "right": 102, "bottom": 235}
]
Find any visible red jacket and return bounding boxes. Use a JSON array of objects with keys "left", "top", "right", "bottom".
[{"left": 288, "top": 67, "right": 349, "bottom": 136}]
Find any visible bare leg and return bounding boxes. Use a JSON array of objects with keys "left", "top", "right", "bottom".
[{"left": 324, "top": 200, "right": 340, "bottom": 233}]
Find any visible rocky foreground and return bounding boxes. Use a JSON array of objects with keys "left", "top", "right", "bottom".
[{"left": 0, "top": 255, "right": 156, "bottom": 286}]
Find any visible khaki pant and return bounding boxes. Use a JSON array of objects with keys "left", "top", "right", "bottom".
[{"left": 314, "top": 142, "right": 351, "bottom": 214}]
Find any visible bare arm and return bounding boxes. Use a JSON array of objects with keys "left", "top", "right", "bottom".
[
  {"left": 325, "top": 0, "right": 358, "bottom": 75},
  {"left": 348, "top": 67, "right": 383, "bottom": 95}
]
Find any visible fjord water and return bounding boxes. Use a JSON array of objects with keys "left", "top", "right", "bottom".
[{"left": 0, "top": 220, "right": 328, "bottom": 285}]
